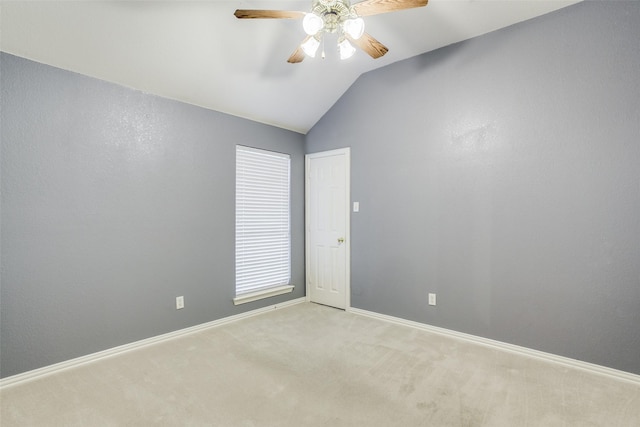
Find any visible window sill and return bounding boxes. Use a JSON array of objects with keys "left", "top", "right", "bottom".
[{"left": 233, "top": 285, "right": 294, "bottom": 306}]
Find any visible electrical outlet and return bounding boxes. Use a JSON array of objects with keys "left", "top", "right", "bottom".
[
  {"left": 428, "top": 293, "right": 436, "bottom": 306},
  {"left": 176, "top": 296, "right": 184, "bottom": 310}
]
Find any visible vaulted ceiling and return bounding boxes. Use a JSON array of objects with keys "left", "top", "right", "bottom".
[{"left": 1, "top": 0, "right": 580, "bottom": 133}]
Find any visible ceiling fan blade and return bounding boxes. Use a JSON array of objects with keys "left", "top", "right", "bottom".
[
  {"left": 287, "top": 36, "right": 311, "bottom": 63},
  {"left": 234, "top": 10, "right": 305, "bottom": 19},
  {"left": 353, "top": 0, "right": 428, "bottom": 17},
  {"left": 347, "top": 33, "right": 388, "bottom": 59}
]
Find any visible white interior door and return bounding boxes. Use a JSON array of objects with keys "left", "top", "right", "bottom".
[{"left": 306, "top": 148, "right": 350, "bottom": 309}]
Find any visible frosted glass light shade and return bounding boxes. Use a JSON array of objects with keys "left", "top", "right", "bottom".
[
  {"left": 303, "top": 13, "right": 324, "bottom": 35},
  {"left": 338, "top": 39, "right": 356, "bottom": 60},
  {"left": 343, "top": 17, "right": 364, "bottom": 40},
  {"left": 301, "top": 37, "right": 320, "bottom": 57}
]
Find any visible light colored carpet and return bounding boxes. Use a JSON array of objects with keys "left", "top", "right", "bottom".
[{"left": 1, "top": 302, "right": 639, "bottom": 426}]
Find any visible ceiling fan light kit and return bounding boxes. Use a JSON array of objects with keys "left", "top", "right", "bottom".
[
  {"left": 301, "top": 36, "right": 321, "bottom": 57},
  {"left": 234, "top": 0, "right": 428, "bottom": 63},
  {"left": 303, "top": 13, "right": 324, "bottom": 35},
  {"left": 343, "top": 17, "right": 365, "bottom": 39},
  {"left": 338, "top": 38, "right": 357, "bottom": 60}
]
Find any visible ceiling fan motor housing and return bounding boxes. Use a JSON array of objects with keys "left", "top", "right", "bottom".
[{"left": 312, "top": 0, "right": 357, "bottom": 33}]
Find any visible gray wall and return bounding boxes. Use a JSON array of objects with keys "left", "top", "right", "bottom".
[
  {"left": 306, "top": 1, "right": 640, "bottom": 374},
  {"left": 0, "top": 53, "right": 305, "bottom": 378}
]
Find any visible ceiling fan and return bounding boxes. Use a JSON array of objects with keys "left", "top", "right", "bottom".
[{"left": 234, "top": 0, "right": 428, "bottom": 63}]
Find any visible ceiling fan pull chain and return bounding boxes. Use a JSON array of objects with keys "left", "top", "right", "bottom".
[{"left": 321, "top": 36, "right": 326, "bottom": 59}]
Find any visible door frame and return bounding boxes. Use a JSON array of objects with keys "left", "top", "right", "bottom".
[{"left": 305, "top": 147, "right": 351, "bottom": 310}]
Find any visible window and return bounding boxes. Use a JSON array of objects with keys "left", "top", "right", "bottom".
[{"left": 234, "top": 145, "right": 293, "bottom": 305}]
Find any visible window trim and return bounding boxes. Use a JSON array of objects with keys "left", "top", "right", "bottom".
[{"left": 232, "top": 284, "right": 294, "bottom": 306}]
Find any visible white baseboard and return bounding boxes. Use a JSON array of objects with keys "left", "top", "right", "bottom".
[
  {"left": 5, "top": 299, "right": 637, "bottom": 389},
  {"left": 347, "top": 307, "right": 640, "bottom": 385},
  {"left": 0, "top": 297, "right": 306, "bottom": 389}
]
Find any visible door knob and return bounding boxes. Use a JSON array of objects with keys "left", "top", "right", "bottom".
[{"left": 338, "top": 237, "right": 345, "bottom": 244}]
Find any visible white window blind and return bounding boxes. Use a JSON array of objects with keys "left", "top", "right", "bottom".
[{"left": 235, "top": 145, "right": 291, "bottom": 299}]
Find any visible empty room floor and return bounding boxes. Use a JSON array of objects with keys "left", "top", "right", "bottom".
[{"left": 1, "top": 302, "right": 639, "bottom": 426}]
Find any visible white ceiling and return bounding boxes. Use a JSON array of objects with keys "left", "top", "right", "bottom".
[{"left": 1, "top": 0, "right": 580, "bottom": 134}]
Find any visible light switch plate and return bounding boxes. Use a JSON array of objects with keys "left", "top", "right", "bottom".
[{"left": 353, "top": 202, "right": 360, "bottom": 212}]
